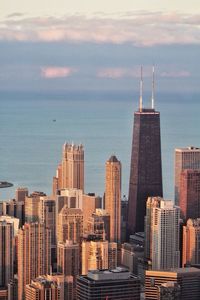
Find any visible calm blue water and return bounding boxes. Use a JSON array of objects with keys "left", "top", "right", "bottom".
[{"left": 0, "top": 91, "right": 200, "bottom": 201}]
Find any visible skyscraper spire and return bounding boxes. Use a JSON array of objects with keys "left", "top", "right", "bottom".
[
  {"left": 139, "top": 66, "right": 143, "bottom": 112},
  {"left": 151, "top": 65, "right": 155, "bottom": 109}
]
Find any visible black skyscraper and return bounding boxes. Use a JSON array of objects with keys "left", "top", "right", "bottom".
[{"left": 128, "top": 67, "right": 163, "bottom": 234}]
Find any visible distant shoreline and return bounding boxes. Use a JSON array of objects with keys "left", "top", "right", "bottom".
[{"left": 0, "top": 182, "right": 13, "bottom": 188}]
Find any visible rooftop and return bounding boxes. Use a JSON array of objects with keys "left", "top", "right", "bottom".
[
  {"left": 87, "top": 267, "right": 135, "bottom": 281},
  {"left": 108, "top": 155, "right": 119, "bottom": 163},
  {"left": 175, "top": 146, "right": 200, "bottom": 152}
]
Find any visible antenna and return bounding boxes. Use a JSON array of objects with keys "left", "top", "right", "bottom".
[
  {"left": 151, "top": 65, "right": 155, "bottom": 109},
  {"left": 139, "top": 66, "right": 143, "bottom": 111}
]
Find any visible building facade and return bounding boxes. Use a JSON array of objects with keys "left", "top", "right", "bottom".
[
  {"left": 145, "top": 197, "right": 180, "bottom": 270},
  {"left": 182, "top": 218, "right": 200, "bottom": 266},
  {"left": 179, "top": 169, "right": 200, "bottom": 221},
  {"left": 128, "top": 106, "right": 163, "bottom": 234},
  {"left": 105, "top": 155, "right": 121, "bottom": 243},
  {"left": 57, "top": 206, "right": 83, "bottom": 243},
  {"left": 145, "top": 268, "right": 200, "bottom": 300},
  {"left": 77, "top": 268, "right": 140, "bottom": 300},
  {"left": 17, "top": 223, "right": 51, "bottom": 300},
  {"left": 175, "top": 147, "right": 200, "bottom": 206},
  {"left": 61, "top": 143, "right": 84, "bottom": 191},
  {"left": 0, "top": 219, "right": 14, "bottom": 288}
]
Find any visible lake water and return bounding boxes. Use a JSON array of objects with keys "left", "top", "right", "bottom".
[{"left": 0, "top": 91, "right": 200, "bottom": 201}]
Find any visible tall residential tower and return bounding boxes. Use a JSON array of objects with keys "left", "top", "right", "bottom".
[
  {"left": 128, "top": 67, "right": 163, "bottom": 234},
  {"left": 105, "top": 155, "right": 121, "bottom": 243},
  {"left": 175, "top": 147, "right": 200, "bottom": 205}
]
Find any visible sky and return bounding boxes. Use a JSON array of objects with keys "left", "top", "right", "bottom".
[{"left": 0, "top": 0, "right": 200, "bottom": 93}]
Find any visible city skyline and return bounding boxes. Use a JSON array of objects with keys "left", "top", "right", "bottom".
[{"left": 1, "top": 1, "right": 200, "bottom": 300}]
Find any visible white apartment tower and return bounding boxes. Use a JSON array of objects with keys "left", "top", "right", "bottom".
[{"left": 145, "top": 197, "right": 180, "bottom": 270}]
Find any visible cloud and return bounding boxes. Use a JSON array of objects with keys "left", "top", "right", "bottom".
[
  {"left": 97, "top": 67, "right": 191, "bottom": 79},
  {"left": 6, "top": 12, "right": 25, "bottom": 18},
  {"left": 41, "top": 66, "right": 77, "bottom": 78},
  {"left": 160, "top": 70, "right": 191, "bottom": 78},
  {"left": 97, "top": 67, "right": 146, "bottom": 79},
  {"left": 0, "top": 12, "right": 200, "bottom": 46}
]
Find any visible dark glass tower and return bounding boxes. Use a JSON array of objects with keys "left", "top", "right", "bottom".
[{"left": 128, "top": 67, "right": 163, "bottom": 234}]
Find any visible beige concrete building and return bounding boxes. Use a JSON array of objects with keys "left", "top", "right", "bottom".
[
  {"left": 57, "top": 240, "right": 79, "bottom": 299},
  {"left": 108, "top": 242, "right": 118, "bottom": 269},
  {"left": 56, "top": 188, "right": 83, "bottom": 211},
  {"left": 145, "top": 197, "right": 180, "bottom": 270},
  {"left": 182, "top": 218, "right": 200, "bottom": 267},
  {"left": 145, "top": 268, "right": 200, "bottom": 300},
  {"left": 82, "top": 194, "right": 101, "bottom": 231},
  {"left": 87, "top": 209, "right": 110, "bottom": 240},
  {"left": 25, "top": 191, "right": 46, "bottom": 223},
  {"left": 52, "top": 163, "right": 62, "bottom": 195},
  {"left": 81, "top": 239, "right": 109, "bottom": 275},
  {"left": 57, "top": 240, "right": 80, "bottom": 278},
  {"left": 0, "top": 219, "right": 15, "bottom": 288},
  {"left": 38, "top": 196, "right": 56, "bottom": 265},
  {"left": 26, "top": 275, "right": 73, "bottom": 300},
  {"left": 0, "top": 199, "right": 24, "bottom": 227},
  {"left": 105, "top": 155, "right": 121, "bottom": 243},
  {"left": 81, "top": 235, "right": 117, "bottom": 275},
  {"left": 18, "top": 223, "right": 51, "bottom": 300},
  {"left": 175, "top": 147, "right": 200, "bottom": 205},
  {"left": 61, "top": 143, "right": 84, "bottom": 191},
  {"left": 57, "top": 205, "right": 83, "bottom": 243}
]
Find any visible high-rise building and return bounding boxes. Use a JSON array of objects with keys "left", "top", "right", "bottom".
[
  {"left": 105, "top": 155, "right": 121, "bottom": 243},
  {"left": 57, "top": 241, "right": 79, "bottom": 299},
  {"left": 182, "top": 218, "right": 200, "bottom": 267},
  {"left": 38, "top": 196, "right": 56, "bottom": 266},
  {"left": 81, "top": 238, "right": 109, "bottom": 275},
  {"left": 15, "top": 187, "right": 28, "bottom": 202},
  {"left": 25, "top": 191, "right": 46, "bottom": 223},
  {"left": 57, "top": 240, "right": 80, "bottom": 279},
  {"left": 81, "top": 235, "right": 117, "bottom": 275},
  {"left": 179, "top": 170, "right": 200, "bottom": 221},
  {"left": 52, "top": 163, "right": 62, "bottom": 195},
  {"left": 175, "top": 147, "right": 200, "bottom": 205},
  {"left": 25, "top": 275, "right": 73, "bottom": 300},
  {"left": 61, "top": 143, "right": 84, "bottom": 191},
  {"left": 56, "top": 188, "right": 83, "bottom": 212},
  {"left": 0, "top": 219, "right": 15, "bottom": 288},
  {"left": 25, "top": 277, "right": 61, "bottom": 300},
  {"left": 145, "top": 197, "right": 180, "bottom": 270},
  {"left": 128, "top": 69, "right": 162, "bottom": 234},
  {"left": 108, "top": 242, "right": 118, "bottom": 269},
  {"left": 82, "top": 193, "right": 102, "bottom": 231},
  {"left": 77, "top": 268, "right": 140, "bottom": 300},
  {"left": 144, "top": 197, "right": 161, "bottom": 259},
  {"left": 121, "top": 196, "right": 128, "bottom": 243},
  {"left": 57, "top": 206, "right": 83, "bottom": 243},
  {"left": 18, "top": 223, "right": 51, "bottom": 300},
  {"left": 145, "top": 268, "right": 200, "bottom": 300},
  {"left": 0, "top": 199, "right": 24, "bottom": 226},
  {"left": 87, "top": 209, "right": 110, "bottom": 241},
  {"left": 8, "top": 277, "right": 18, "bottom": 300},
  {"left": 121, "top": 243, "right": 144, "bottom": 275}
]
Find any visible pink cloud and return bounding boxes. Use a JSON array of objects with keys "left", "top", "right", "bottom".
[
  {"left": 97, "top": 67, "right": 151, "bottom": 79},
  {"left": 41, "top": 67, "right": 76, "bottom": 78},
  {"left": 160, "top": 70, "right": 191, "bottom": 78},
  {"left": 98, "top": 68, "right": 128, "bottom": 79},
  {"left": 1, "top": 12, "right": 200, "bottom": 46}
]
